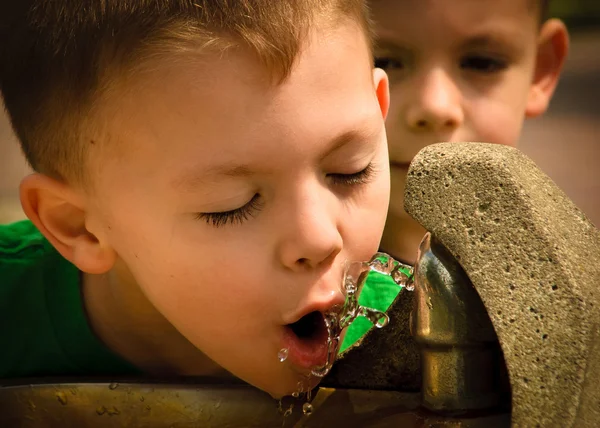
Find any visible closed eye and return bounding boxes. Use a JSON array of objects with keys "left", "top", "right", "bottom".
[
  {"left": 328, "top": 163, "right": 375, "bottom": 186},
  {"left": 195, "top": 194, "right": 263, "bottom": 228}
]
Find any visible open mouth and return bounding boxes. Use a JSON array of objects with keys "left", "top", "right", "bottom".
[
  {"left": 283, "top": 311, "right": 329, "bottom": 369},
  {"left": 289, "top": 311, "right": 326, "bottom": 340}
]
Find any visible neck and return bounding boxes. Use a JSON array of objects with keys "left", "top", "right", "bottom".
[
  {"left": 380, "top": 218, "right": 425, "bottom": 265},
  {"left": 82, "top": 260, "right": 227, "bottom": 377}
]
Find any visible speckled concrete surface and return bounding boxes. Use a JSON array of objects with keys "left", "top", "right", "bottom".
[{"left": 405, "top": 142, "right": 600, "bottom": 427}]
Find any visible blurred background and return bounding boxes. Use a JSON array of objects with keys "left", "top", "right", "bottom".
[{"left": 1, "top": 2, "right": 599, "bottom": 226}]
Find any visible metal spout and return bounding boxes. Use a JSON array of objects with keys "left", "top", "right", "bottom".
[{"left": 412, "top": 233, "right": 510, "bottom": 414}]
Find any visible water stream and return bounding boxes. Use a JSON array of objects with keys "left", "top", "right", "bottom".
[{"left": 278, "top": 252, "right": 414, "bottom": 419}]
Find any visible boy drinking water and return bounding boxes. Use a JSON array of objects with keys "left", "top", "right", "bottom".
[
  {"left": 373, "top": 0, "right": 569, "bottom": 263},
  {"left": 0, "top": 0, "right": 391, "bottom": 398}
]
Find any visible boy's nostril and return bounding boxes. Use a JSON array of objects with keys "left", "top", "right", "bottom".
[
  {"left": 444, "top": 118, "right": 458, "bottom": 128},
  {"left": 297, "top": 257, "right": 309, "bottom": 266}
]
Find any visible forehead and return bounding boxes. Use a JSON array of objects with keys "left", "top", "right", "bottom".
[
  {"left": 93, "top": 20, "right": 377, "bottom": 186},
  {"left": 371, "top": 0, "right": 538, "bottom": 43}
]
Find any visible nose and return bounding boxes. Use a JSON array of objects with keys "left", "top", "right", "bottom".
[
  {"left": 405, "top": 68, "right": 464, "bottom": 133},
  {"left": 278, "top": 185, "right": 343, "bottom": 271}
]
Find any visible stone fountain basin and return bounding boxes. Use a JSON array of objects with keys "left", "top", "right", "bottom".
[{"left": 0, "top": 379, "right": 510, "bottom": 427}]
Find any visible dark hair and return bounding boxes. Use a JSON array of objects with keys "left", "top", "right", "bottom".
[
  {"left": 0, "top": 0, "right": 371, "bottom": 184},
  {"left": 541, "top": 0, "right": 551, "bottom": 21}
]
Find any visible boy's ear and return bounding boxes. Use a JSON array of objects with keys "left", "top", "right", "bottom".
[
  {"left": 526, "top": 19, "right": 569, "bottom": 118},
  {"left": 373, "top": 67, "right": 390, "bottom": 120},
  {"left": 20, "top": 173, "right": 116, "bottom": 274}
]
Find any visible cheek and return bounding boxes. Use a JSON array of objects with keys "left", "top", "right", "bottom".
[
  {"left": 372, "top": 150, "right": 392, "bottom": 225},
  {"left": 91, "top": 168, "right": 273, "bottom": 343},
  {"left": 384, "top": 84, "right": 406, "bottom": 152},
  {"left": 95, "top": 193, "right": 202, "bottom": 299},
  {"left": 366, "top": 146, "right": 391, "bottom": 223},
  {"left": 468, "top": 99, "right": 525, "bottom": 147},
  {"left": 108, "top": 215, "right": 269, "bottom": 335},
  {"left": 342, "top": 161, "right": 391, "bottom": 258},
  {"left": 467, "top": 72, "right": 533, "bottom": 147},
  {"left": 110, "top": 213, "right": 257, "bottom": 295}
]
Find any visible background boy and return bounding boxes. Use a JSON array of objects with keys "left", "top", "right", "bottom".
[{"left": 373, "top": 0, "right": 569, "bottom": 263}]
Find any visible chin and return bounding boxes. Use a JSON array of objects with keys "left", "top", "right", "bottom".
[
  {"left": 263, "top": 372, "right": 322, "bottom": 399},
  {"left": 266, "top": 388, "right": 286, "bottom": 399},
  {"left": 242, "top": 372, "right": 298, "bottom": 399}
]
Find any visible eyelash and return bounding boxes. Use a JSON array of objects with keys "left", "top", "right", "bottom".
[
  {"left": 195, "top": 163, "right": 376, "bottom": 228},
  {"left": 460, "top": 55, "right": 508, "bottom": 73},
  {"left": 195, "top": 194, "right": 263, "bottom": 228},
  {"left": 329, "top": 162, "right": 376, "bottom": 187},
  {"left": 374, "top": 57, "right": 403, "bottom": 71},
  {"left": 375, "top": 55, "right": 507, "bottom": 74}
]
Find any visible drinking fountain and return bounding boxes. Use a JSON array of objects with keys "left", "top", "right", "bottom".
[{"left": 1, "top": 142, "right": 598, "bottom": 427}]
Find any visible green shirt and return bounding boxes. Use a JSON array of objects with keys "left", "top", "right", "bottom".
[
  {"left": 0, "top": 220, "right": 140, "bottom": 380},
  {"left": 0, "top": 220, "right": 401, "bottom": 379}
]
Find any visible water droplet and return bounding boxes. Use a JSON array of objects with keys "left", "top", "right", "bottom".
[
  {"left": 302, "top": 402, "right": 313, "bottom": 415},
  {"left": 391, "top": 268, "right": 406, "bottom": 285},
  {"left": 427, "top": 297, "right": 434, "bottom": 310},
  {"left": 375, "top": 313, "right": 390, "bottom": 328},
  {"left": 299, "top": 253, "right": 408, "bottom": 381},
  {"left": 107, "top": 406, "right": 120, "bottom": 416},
  {"left": 96, "top": 406, "right": 107, "bottom": 416},
  {"left": 358, "top": 306, "right": 388, "bottom": 329},
  {"left": 369, "top": 253, "right": 395, "bottom": 274},
  {"left": 370, "top": 260, "right": 385, "bottom": 273},
  {"left": 278, "top": 348, "right": 289, "bottom": 362},
  {"left": 108, "top": 382, "right": 119, "bottom": 390},
  {"left": 56, "top": 392, "right": 68, "bottom": 405},
  {"left": 311, "top": 333, "right": 339, "bottom": 377},
  {"left": 343, "top": 260, "right": 370, "bottom": 294}
]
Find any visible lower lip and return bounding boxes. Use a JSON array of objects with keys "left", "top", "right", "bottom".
[{"left": 281, "top": 326, "right": 329, "bottom": 370}]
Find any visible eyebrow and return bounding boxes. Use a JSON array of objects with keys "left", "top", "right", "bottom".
[
  {"left": 376, "top": 29, "right": 522, "bottom": 54},
  {"left": 172, "top": 164, "right": 254, "bottom": 192},
  {"left": 459, "top": 33, "right": 522, "bottom": 51},
  {"left": 323, "top": 129, "right": 371, "bottom": 159},
  {"left": 374, "top": 39, "right": 412, "bottom": 55},
  {"left": 172, "top": 128, "right": 377, "bottom": 192}
]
